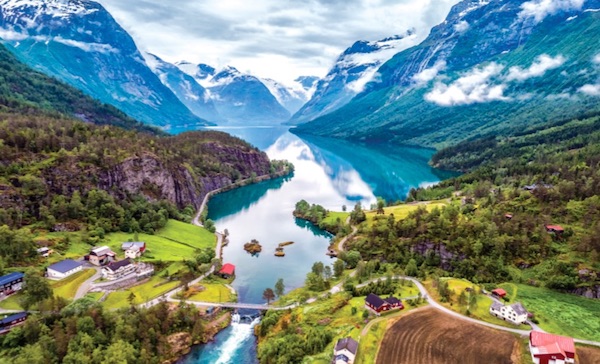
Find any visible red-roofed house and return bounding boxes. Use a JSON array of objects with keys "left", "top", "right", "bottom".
[
  {"left": 491, "top": 288, "right": 507, "bottom": 298},
  {"left": 545, "top": 225, "right": 565, "bottom": 234},
  {"left": 529, "top": 331, "right": 575, "bottom": 364},
  {"left": 219, "top": 263, "right": 235, "bottom": 278}
]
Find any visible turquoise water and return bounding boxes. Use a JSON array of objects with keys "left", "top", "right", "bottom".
[{"left": 180, "top": 126, "right": 454, "bottom": 363}]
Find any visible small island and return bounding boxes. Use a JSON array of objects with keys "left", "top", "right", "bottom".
[
  {"left": 274, "top": 241, "right": 294, "bottom": 257},
  {"left": 243, "top": 239, "right": 262, "bottom": 255}
]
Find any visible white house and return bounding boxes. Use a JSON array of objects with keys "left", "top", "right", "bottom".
[
  {"left": 47, "top": 259, "right": 83, "bottom": 280},
  {"left": 333, "top": 337, "right": 358, "bottom": 364},
  {"left": 125, "top": 246, "right": 142, "bottom": 259},
  {"left": 489, "top": 301, "right": 529, "bottom": 325},
  {"left": 101, "top": 259, "right": 136, "bottom": 281}
]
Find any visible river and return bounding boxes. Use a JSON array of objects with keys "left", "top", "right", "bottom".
[{"left": 178, "top": 126, "right": 455, "bottom": 363}]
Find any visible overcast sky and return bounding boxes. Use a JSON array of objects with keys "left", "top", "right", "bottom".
[{"left": 97, "top": 0, "right": 459, "bottom": 84}]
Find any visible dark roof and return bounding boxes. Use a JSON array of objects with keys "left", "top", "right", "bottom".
[
  {"left": 0, "top": 312, "right": 27, "bottom": 325},
  {"left": 365, "top": 293, "right": 387, "bottom": 309},
  {"left": 384, "top": 296, "right": 401, "bottom": 305},
  {"left": 335, "top": 337, "right": 358, "bottom": 355},
  {"left": 511, "top": 302, "right": 528, "bottom": 315},
  {"left": 105, "top": 259, "right": 132, "bottom": 272},
  {"left": 219, "top": 263, "right": 235, "bottom": 275},
  {"left": 48, "top": 259, "right": 82, "bottom": 274},
  {"left": 0, "top": 272, "right": 24, "bottom": 286}
]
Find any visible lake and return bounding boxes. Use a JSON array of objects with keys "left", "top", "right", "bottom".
[{"left": 179, "top": 126, "right": 455, "bottom": 363}]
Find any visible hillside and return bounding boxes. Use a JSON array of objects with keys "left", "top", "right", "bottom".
[
  {"left": 0, "top": 42, "right": 160, "bottom": 134},
  {"left": 293, "top": 0, "right": 600, "bottom": 148}
]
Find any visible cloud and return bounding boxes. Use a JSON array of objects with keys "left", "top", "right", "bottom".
[
  {"left": 97, "top": 0, "right": 461, "bottom": 83},
  {"left": 594, "top": 54, "right": 600, "bottom": 64},
  {"left": 579, "top": 84, "right": 600, "bottom": 96},
  {"left": 0, "top": 28, "right": 117, "bottom": 53},
  {"left": 505, "top": 54, "right": 566, "bottom": 81},
  {"left": 519, "top": 0, "right": 584, "bottom": 23},
  {"left": 425, "top": 63, "right": 507, "bottom": 106},
  {"left": 453, "top": 20, "right": 470, "bottom": 32},
  {"left": 413, "top": 60, "right": 447, "bottom": 85}
]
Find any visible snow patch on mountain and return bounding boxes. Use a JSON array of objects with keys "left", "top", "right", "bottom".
[
  {"left": 0, "top": 0, "right": 98, "bottom": 19},
  {"left": 519, "top": 0, "right": 585, "bottom": 23}
]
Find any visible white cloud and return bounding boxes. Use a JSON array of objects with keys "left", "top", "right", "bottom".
[
  {"left": 425, "top": 63, "right": 507, "bottom": 106},
  {"left": 579, "top": 84, "right": 600, "bottom": 96},
  {"left": 453, "top": 20, "right": 470, "bottom": 32},
  {"left": 593, "top": 54, "right": 600, "bottom": 64},
  {"left": 505, "top": 54, "right": 566, "bottom": 81},
  {"left": 519, "top": 0, "right": 584, "bottom": 23},
  {"left": 54, "top": 36, "right": 118, "bottom": 53},
  {"left": 412, "top": 60, "right": 447, "bottom": 85},
  {"left": 97, "top": 0, "right": 461, "bottom": 83}
]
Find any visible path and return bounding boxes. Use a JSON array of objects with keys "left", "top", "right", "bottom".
[
  {"left": 337, "top": 224, "right": 358, "bottom": 252},
  {"left": 74, "top": 267, "right": 102, "bottom": 299}
]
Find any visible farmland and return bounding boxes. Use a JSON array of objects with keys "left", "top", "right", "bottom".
[
  {"left": 499, "top": 283, "right": 600, "bottom": 341},
  {"left": 376, "top": 308, "right": 523, "bottom": 364},
  {"left": 365, "top": 200, "right": 448, "bottom": 225},
  {"left": 577, "top": 346, "right": 600, "bottom": 364}
]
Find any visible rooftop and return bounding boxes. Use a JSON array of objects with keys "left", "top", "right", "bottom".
[
  {"left": 219, "top": 263, "right": 235, "bottom": 275},
  {"left": 48, "top": 259, "right": 82, "bottom": 274},
  {"left": 530, "top": 331, "right": 575, "bottom": 355},
  {"left": 121, "top": 242, "right": 146, "bottom": 250},
  {"left": 104, "top": 259, "right": 132, "bottom": 272},
  {"left": 491, "top": 288, "right": 507, "bottom": 296},
  {"left": 511, "top": 302, "right": 528, "bottom": 315},
  {"left": 0, "top": 272, "right": 24, "bottom": 286},
  {"left": 365, "top": 293, "right": 386, "bottom": 309},
  {"left": 91, "top": 246, "right": 115, "bottom": 256},
  {"left": 335, "top": 337, "right": 358, "bottom": 355},
  {"left": 384, "top": 296, "right": 401, "bottom": 305},
  {"left": 0, "top": 312, "right": 27, "bottom": 326}
]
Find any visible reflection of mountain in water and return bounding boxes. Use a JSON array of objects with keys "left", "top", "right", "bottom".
[
  {"left": 298, "top": 134, "right": 457, "bottom": 202},
  {"left": 207, "top": 176, "right": 290, "bottom": 221},
  {"left": 294, "top": 218, "right": 333, "bottom": 239}
]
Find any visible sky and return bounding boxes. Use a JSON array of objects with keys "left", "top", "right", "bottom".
[{"left": 97, "top": 0, "right": 459, "bottom": 84}]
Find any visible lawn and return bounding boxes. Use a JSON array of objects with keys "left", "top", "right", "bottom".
[
  {"left": 187, "top": 283, "right": 236, "bottom": 303},
  {"left": 365, "top": 201, "right": 448, "bottom": 224},
  {"left": 102, "top": 275, "right": 181, "bottom": 309},
  {"left": 501, "top": 283, "right": 600, "bottom": 341},
  {"left": 0, "top": 294, "right": 22, "bottom": 310},
  {"left": 85, "top": 292, "right": 104, "bottom": 302},
  {"left": 51, "top": 268, "right": 96, "bottom": 300}
]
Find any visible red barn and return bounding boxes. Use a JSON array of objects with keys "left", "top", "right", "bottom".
[
  {"left": 365, "top": 293, "right": 403, "bottom": 315},
  {"left": 529, "top": 331, "right": 575, "bottom": 364},
  {"left": 219, "top": 263, "right": 235, "bottom": 278},
  {"left": 491, "top": 288, "right": 507, "bottom": 298}
]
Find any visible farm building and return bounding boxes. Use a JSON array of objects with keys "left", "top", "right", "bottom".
[
  {"left": 47, "top": 259, "right": 83, "bottom": 279},
  {"left": 219, "top": 263, "right": 235, "bottom": 278},
  {"left": 0, "top": 312, "right": 28, "bottom": 333},
  {"left": 0, "top": 272, "right": 24, "bottom": 298},
  {"left": 365, "top": 293, "right": 403, "bottom": 315},
  {"left": 545, "top": 225, "right": 565, "bottom": 234},
  {"left": 489, "top": 301, "right": 529, "bottom": 325},
  {"left": 87, "top": 246, "right": 116, "bottom": 266},
  {"left": 491, "top": 288, "right": 507, "bottom": 298},
  {"left": 102, "top": 259, "right": 135, "bottom": 281},
  {"left": 333, "top": 337, "right": 358, "bottom": 364},
  {"left": 529, "top": 331, "right": 575, "bottom": 364}
]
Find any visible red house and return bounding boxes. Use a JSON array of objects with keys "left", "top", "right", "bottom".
[
  {"left": 219, "top": 263, "right": 235, "bottom": 278},
  {"left": 529, "top": 331, "right": 575, "bottom": 364},
  {"left": 545, "top": 225, "right": 565, "bottom": 234},
  {"left": 491, "top": 288, "right": 507, "bottom": 298},
  {"left": 365, "top": 293, "right": 403, "bottom": 315}
]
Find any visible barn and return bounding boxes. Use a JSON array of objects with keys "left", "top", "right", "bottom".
[{"left": 529, "top": 331, "right": 575, "bottom": 364}]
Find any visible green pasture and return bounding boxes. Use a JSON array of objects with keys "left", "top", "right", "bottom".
[{"left": 51, "top": 268, "right": 96, "bottom": 300}]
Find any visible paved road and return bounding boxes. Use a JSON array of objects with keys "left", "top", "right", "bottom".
[
  {"left": 337, "top": 224, "right": 357, "bottom": 252},
  {"left": 74, "top": 267, "right": 102, "bottom": 299}
]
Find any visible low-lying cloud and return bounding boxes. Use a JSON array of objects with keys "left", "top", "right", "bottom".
[
  {"left": 519, "top": 0, "right": 585, "bottom": 23},
  {"left": 506, "top": 54, "right": 566, "bottom": 81}
]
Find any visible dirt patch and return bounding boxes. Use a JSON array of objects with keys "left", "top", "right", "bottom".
[
  {"left": 577, "top": 346, "right": 600, "bottom": 364},
  {"left": 376, "top": 307, "right": 523, "bottom": 364}
]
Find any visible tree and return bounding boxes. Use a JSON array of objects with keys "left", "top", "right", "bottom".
[
  {"left": 263, "top": 288, "right": 275, "bottom": 304},
  {"left": 22, "top": 271, "right": 52, "bottom": 310},
  {"left": 343, "top": 250, "right": 361, "bottom": 269},
  {"left": 323, "top": 266, "right": 332, "bottom": 281},
  {"left": 333, "top": 259, "right": 345, "bottom": 278},
  {"left": 275, "top": 278, "right": 285, "bottom": 297},
  {"left": 311, "top": 262, "right": 324, "bottom": 277},
  {"left": 405, "top": 258, "right": 418, "bottom": 277},
  {"left": 376, "top": 198, "right": 386, "bottom": 214}
]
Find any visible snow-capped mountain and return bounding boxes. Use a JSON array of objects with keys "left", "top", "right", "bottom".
[
  {"left": 294, "top": 0, "right": 600, "bottom": 148},
  {"left": 144, "top": 53, "right": 221, "bottom": 123},
  {"left": 261, "top": 77, "right": 314, "bottom": 114},
  {"left": 0, "top": 0, "right": 208, "bottom": 128},
  {"left": 288, "top": 30, "right": 418, "bottom": 125},
  {"left": 175, "top": 62, "right": 291, "bottom": 124}
]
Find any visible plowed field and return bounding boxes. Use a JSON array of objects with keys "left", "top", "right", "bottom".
[
  {"left": 578, "top": 347, "right": 600, "bottom": 364},
  {"left": 376, "top": 308, "right": 522, "bottom": 364}
]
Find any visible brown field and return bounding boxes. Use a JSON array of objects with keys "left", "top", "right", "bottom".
[
  {"left": 578, "top": 346, "right": 600, "bottom": 364},
  {"left": 376, "top": 307, "right": 523, "bottom": 364}
]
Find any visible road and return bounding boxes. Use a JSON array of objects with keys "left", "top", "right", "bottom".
[{"left": 73, "top": 267, "right": 102, "bottom": 300}]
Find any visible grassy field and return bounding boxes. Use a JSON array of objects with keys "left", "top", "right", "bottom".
[
  {"left": 0, "top": 294, "right": 22, "bottom": 310},
  {"left": 85, "top": 292, "right": 104, "bottom": 301},
  {"left": 365, "top": 201, "right": 448, "bottom": 225},
  {"left": 51, "top": 268, "right": 96, "bottom": 300},
  {"left": 102, "top": 275, "right": 180, "bottom": 309},
  {"left": 499, "top": 283, "right": 600, "bottom": 341},
  {"left": 375, "top": 308, "right": 523, "bottom": 364},
  {"left": 356, "top": 319, "right": 387, "bottom": 364},
  {"left": 187, "top": 283, "right": 236, "bottom": 303},
  {"left": 322, "top": 211, "right": 349, "bottom": 226}
]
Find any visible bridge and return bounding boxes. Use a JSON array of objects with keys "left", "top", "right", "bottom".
[{"left": 166, "top": 298, "right": 298, "bottom": 311}]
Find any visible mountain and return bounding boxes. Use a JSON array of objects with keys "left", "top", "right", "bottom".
[
  {"left": 293, "top": 0, "right": 600, "bottom": 148},
  {"left": 0, "top": 0, "right": 209, "bottom": 129},
  {"left": 288, "top": 30, "right": 418, "bottom": 125},
  {"left": 0, "top": 41, "right": 161, "bottom": 134},
  {"left": 177, "top": 62, "right": 290, "bottom": 124},
  {"left": 144, "top": 53, "right": 221, "bottom": 123},
  {"left": 260, "top": 77, "right": 314, "bottom": 114}
]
